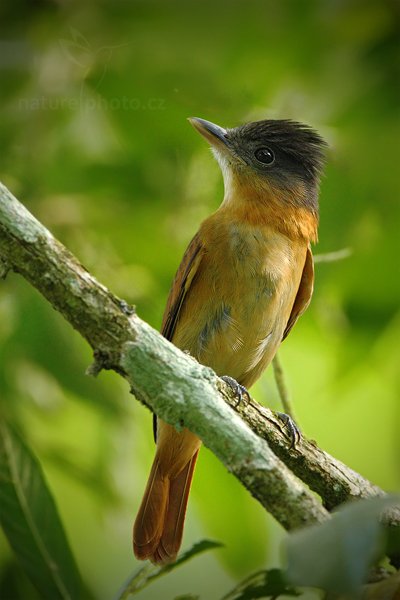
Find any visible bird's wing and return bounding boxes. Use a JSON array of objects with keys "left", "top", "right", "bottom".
[
  {"left": 161, "top": 232, "right": 206, "bottom": 341},
  {"left": 153, "top": 233, "right": 205, "bottom": 441},
  {"left": 282, "top": 245, "right": 314, "bottom": 341}
]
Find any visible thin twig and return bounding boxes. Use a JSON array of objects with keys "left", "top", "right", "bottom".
[
  {"left": 272, "top": 353, "right": 296, "bottom": 420},
  {"left": 314, "top": 248, "right": 352, "bottom": 263}
]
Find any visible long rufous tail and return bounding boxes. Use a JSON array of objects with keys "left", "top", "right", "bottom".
[{"left": 133, "top": 447, "right": 199, "bottom": 564}]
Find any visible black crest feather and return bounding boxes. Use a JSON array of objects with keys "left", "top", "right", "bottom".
[{"left": 230, "top": 119, "right": 327, "bottom": 180}]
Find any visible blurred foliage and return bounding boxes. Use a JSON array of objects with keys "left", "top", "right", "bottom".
[
  {"left": 118, "top": 540, "right": 224, "bottom": 599},
  {"left": 0, "top": 0, "right": 399, "bottom": 598},
  {"left": 221, "top": 569, "right": 300, "bottom": 599},
  {"left": 286, "top": 496, "right": 400, "bottom": 596},
  {"left": 0, "top": 421, "right": 82, "bottom": 600}
]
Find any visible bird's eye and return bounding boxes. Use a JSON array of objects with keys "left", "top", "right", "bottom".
[{"left": 254, "top": 147, "right": 275, "bottom": 165}]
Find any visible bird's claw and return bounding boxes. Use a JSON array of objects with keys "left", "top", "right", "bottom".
[
  {"left": 276, "top": 412, "right": 301, "bottom": 449},
  {"left": 221, "top": 375, "right": 250, "bottom": 407}
]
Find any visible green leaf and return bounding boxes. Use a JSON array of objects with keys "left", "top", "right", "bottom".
[
  {"left": 387, "top": 524, "right": 400, "bottom": 568},
  {"left": 286, "top": 496, "right": 399, "bottom": 595},
  {"left": 117, "top": 539, "right": 223, "bottom": 598},
  {"left": 221, "top": 568, "right": 300, "bottom": 599},
  {"left": 162, "top": 539, "right": 224, "bottom": 575},
  {"left": 0, "top": 420, "right": 81, "bottom": 600}
]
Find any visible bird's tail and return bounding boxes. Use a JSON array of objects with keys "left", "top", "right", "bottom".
[{"left": 133, "top": 449, "right": 199, "bottom": 564}]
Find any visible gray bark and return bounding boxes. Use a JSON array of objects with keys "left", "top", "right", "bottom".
[{"left": 0, "top": 181, "right": 395, "bottom": 533}]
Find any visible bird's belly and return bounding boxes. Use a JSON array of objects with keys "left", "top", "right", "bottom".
[
  {"left": 196, "top": 279, "right": 289, "bottom": 386},
  {"left": 173, "top": 237, "right": 304, "bottom": 387}
]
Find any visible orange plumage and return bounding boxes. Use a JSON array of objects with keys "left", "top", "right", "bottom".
[{"left": 133, "top": 117, "right": 326, "bottom": 564}]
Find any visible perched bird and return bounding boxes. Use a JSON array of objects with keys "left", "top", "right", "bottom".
[{"left": 133, "top": 116, "right": 326, "bottom": 564}]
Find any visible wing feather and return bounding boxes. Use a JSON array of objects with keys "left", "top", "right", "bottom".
[
  {"left": 161, "top": 233, "right": 205, "bottom": 341},
  {"left": 282, "top": 245, "right": 314, "bottom": 341}
]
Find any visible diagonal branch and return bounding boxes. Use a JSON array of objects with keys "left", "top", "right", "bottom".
[
  {"left": 0, "top": 181, "right": 396, "bottom": 534},
  {"left": 221, "top": 392, "right": 383, "bottom": 510}
]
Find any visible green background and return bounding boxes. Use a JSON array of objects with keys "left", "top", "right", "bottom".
[{"left": 0, "top": 0, "right": 399, "bottom": 598}]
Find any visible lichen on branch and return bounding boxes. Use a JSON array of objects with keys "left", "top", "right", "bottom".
[{"left": 0, "top": 181, "right": 395, "bottom": 534}]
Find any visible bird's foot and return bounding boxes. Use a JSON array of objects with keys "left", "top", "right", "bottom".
[
  {"left": 221, "top": 376, "right": 251, "bottom": 407},
  {"left": 275, "top": 412, "right": 301, "bottom": 449}
]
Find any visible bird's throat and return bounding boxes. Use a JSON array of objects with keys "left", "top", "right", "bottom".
[{"left": 221, "top": 178, "right": 319, "bottom": 243}]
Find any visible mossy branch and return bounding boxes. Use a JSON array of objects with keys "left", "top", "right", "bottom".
[{"left": 0, "top": 181, "right": 396, "bottom": 534}]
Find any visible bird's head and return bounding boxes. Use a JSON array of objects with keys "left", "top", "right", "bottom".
[{"left": 188, "top": 117, "right": 327, "bottom": 217}]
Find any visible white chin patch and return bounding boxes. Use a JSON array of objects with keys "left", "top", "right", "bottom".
[{"left": 211, "top": 148, "right": 234, "bottom": 195}]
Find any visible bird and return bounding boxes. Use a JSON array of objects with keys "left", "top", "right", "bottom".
[{"left": 133, "top": 116, "right": 327, "bottom": 565}]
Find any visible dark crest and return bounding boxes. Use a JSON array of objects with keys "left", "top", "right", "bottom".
[{"left": 229, "top": 119, "right": 327, "bottom": 181}]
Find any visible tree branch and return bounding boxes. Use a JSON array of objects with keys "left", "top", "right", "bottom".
[
  {"left": 222, "top": 393, "right": 383, "bottom": 510},
  {"left": 0, "top": 181, "right": 396, "bottom": 533}
]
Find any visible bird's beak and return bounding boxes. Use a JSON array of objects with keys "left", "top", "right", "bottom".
[{"left": 188, "top": 117, "right": 229, "bottom": 150}]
